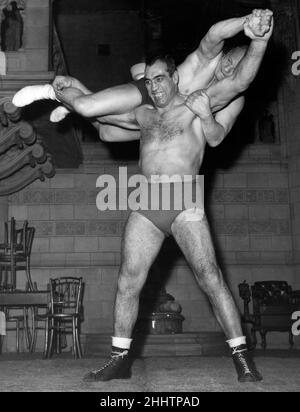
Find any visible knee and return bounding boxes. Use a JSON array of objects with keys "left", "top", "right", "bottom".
[
  {"left": 196, "top": 263, "right": 224, "bottom": 293},
  {"left": 99, "top": 125, "right": 116, "bottom": 142},
  {"left": 73, "top": 97, "right": 91, "bottom": 117},
  {"left": 117, "top": 264, "right": 146, "bottom": 297}
]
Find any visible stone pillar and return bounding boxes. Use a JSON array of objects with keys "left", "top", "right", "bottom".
[{"left": 0, "top": 196, "right": 8, "bottom": 242}]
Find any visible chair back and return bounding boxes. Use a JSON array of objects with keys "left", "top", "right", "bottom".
[
  {"left": 15, "top": 221, "right": 29, "bottom": 255},
  {"left": 49, "top": 277, "right": 83, "bottom": 316},
  {"left": 5, "top": 217, "right": 29, "bottom": 255},
  {"left": 4, "top": 221, "right": 9, "bottom": 247},
  {"left": 252, "top": 281, "right": 291, "bottom": 305},
  {"left": 5, "top": 217, "right": 16, "bottom": 251},
  {"left": 24, "top": 226, "right": 35, "bottom": 257}
]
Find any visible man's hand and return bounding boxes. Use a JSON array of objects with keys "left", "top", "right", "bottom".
[
  {"left": 54, "top": 87, "right": 84, "bottom": 110},
  {"left": 185, "top": 90, "right": 212, "bottom": 119},
  {"left": 244, "top": 9, "right": 273, "bottom": 41},
  {"left": 52, "top": 76, "right": 75, "bottom": 92}
]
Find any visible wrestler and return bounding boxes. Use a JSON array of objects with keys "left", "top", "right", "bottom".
[
  {"left": 13, "top": 9, "right": 273, "bottom": 127},
  {"left": 52, "top": 9, "right": 272, "bottom": 145},
  {"left": 12, "top": 10, "right": 273, "bottom": 384},
  {"left": 83, "top": 53, "right": 261, "bottom": 383},
  {"left": 80, "top": 11, "right": 272, "bottom": 383}
]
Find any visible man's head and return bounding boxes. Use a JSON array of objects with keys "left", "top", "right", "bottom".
[
  {"left": 144, "top": 55, "right": 179, "bottom": 108},
  {"left": 215, "top": 46, "right": 247, "bottom": 80}
]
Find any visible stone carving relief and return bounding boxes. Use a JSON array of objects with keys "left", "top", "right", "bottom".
[{"left": 0, "top": 0, "right": 26, "bottom": 51}]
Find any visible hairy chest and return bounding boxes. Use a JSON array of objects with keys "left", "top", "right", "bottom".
[{"left": 137, "top": 107, "right": 194, "bottom": 144}]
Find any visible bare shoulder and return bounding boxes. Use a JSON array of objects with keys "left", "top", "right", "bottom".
[
  {"left": 135, "top": 104, "right": 155, "bottom": 123},
  {"left": 178, "top": 53, "right": 222, "bottom": 94}
]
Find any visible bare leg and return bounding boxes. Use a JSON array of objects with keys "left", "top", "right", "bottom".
[
  {"left": 114, "top": 212, "right": 165, "bottom": 337},
  {"left": 171, "top": 215, "right": 242, "bottom": 339},
  {"left": 83, "top": 212, "right": 165, "bottom": 382},
  {"left": 171, "top": 214, "right": 262, "bottom": 382}
]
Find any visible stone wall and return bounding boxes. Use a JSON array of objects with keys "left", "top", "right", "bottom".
[{"left": 4, "top": 142, "right": 299, "bottom": 352}]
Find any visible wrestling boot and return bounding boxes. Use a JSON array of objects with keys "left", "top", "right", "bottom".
[
  {"left": 83, "top": 349, "right": 132, "bottom": 382},
  {"left": 232, "top": 344, "right": 263, "bottom": 383}
]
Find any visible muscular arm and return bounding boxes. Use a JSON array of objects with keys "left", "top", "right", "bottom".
[
  {"left": 194, "top": 16, "right": 250, "bottom": 61},
  {"left": 178, "top": 15, "right": 250, "bottom": 93},
  {"left": 206, "top": 13, "right": 273, "bottom": 112},
  {"left": 206, "top": 39, "right": 269, "bottom": 112},
  {"left": 185, "top": 91, "right": 245, "bottom": 147}
]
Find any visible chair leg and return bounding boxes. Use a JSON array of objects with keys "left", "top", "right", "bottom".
[
  {"left": 43, "top": 318, "right": 50, "bottom": 358},
  {"left": 25, "top": 259, "right": 34, "bottom": 291},
  {"left": 4, "top": 270, "right": 8, "bottom": 289},
  {"left": 47, "top": 319, "right": 55, "bottom": 359},
  {"left": 23, "top": 308, "right": 32, "bottom": 350},
  {"left": 75, "top": 318, "right": 82, "bottom": 359},
  {"left": 72, "top": 317, "right": 77, "bottom": 359},
  {"left": 56, "top": 321, "right": 62, "bottom": 354},
  {"left": 16, "top": 320, "right": 19, "bottom": 353},
  {"left": 29, "top": 309, "right": 37, "bottom": 353}
]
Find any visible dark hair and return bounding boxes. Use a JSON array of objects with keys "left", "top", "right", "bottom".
[{"left": 145, "top": 54, "right": 177, "bottom": 77}]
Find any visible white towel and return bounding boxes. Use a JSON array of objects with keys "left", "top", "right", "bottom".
[{"left": 0, "top": 311, "right": 6, "bottom": 336}]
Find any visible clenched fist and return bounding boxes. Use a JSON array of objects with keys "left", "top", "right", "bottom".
[
  {"left": 185, "top": 90, "right": 212, "bottom": 119},
  {"left": 244, "top": 9, "right": 273, "bottom": 41}
]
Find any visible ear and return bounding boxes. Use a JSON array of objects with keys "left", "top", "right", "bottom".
[{"left": 172, "top": 70, "right": 179, "bottom": 85}]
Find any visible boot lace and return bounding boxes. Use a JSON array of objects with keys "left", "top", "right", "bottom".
[
  {"left": 91, "top": 350, "right": 129, "bottom": 374},
  {"left": 233, "top": 348, "right": 251, "bottom": 375}
]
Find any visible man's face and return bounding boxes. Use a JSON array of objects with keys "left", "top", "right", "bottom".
[
  {"left": 144, "top": 60, "right": 178, "bottom": 108},
  {"left": 215, "top": 47, "right": 247, "bottom": 80}
]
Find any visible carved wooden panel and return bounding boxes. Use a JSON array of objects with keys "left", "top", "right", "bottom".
[{"left": 0, "top": 98, "right": 56, "bottom": 196}]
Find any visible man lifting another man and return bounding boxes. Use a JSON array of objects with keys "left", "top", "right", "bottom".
[{"left": 13, "top": 9, "right": 273, "bottom": 383}]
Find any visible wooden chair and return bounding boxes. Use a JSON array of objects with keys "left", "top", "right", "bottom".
[
  {"left": 0, "top": 218, "right": 35, "bottom": 352},
  {"left": 239, "top": 281, "right": 300, "bottom": 349},
  {"left": 29, "top": 282, "right": 52, "bottom": 353},
  {"left": 0, "top": 275, "right": 30, "bottom": 353},
  {"left": 44, "top": 277, "right": 84, "bottom": 359},
  {"left": 0, "top": 218, "right": 35, "bottom": 291}
]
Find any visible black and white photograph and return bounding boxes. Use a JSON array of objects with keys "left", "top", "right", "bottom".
[{"left": 0, "top": 0, "right": 300, "bottom": 395}]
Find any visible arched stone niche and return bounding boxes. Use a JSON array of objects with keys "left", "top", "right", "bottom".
[
  {"left": 0, "top": 0, "right": 51, "bottom": 72},
  {"left": 0, "top": 0, "right": 26, "bottom": 51}
]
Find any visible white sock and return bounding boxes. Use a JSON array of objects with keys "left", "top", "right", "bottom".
[
  {"left": 50, "top": 106, "right": 70, "bottom": 123},
  {"left": 12, "top": 84, "right": 58, "bottom": 107},
  {"left": 112, "top": 336, "right": 132, "bottom": 350},
  {"left": 226, "top": 336, "right": 247, "bottom": 348}
]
